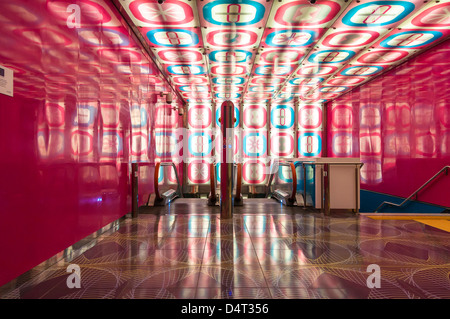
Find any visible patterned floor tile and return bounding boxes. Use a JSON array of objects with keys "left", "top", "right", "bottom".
[
  {"left": 2, "top": 202, "right": 449, "bottom": 299},
  {"left": 197, "top": 265, "right": 267, "bottom": 288},
  {"left": 195, "top": 287, "right": 272, "bottom": 299}
]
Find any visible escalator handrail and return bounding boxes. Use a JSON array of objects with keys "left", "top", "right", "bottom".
[
  {"left": 154, "top": 162, "right": 183, "bottom": 202},
  {"left": 289, "top": 162, "right": 297, "bottom": 203},
  {"left": 154, "top": 162, "right": 161, "bottom": 201},
  {"left": 267, "top": 161, "right": 297, "bottom": 203},
  {"left": 209, "top": 162, "right": 216, "bottom": 202}
]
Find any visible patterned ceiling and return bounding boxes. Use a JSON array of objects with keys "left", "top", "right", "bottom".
[{"left": 117, "top": 0, "right": 450, "bottom": 106}]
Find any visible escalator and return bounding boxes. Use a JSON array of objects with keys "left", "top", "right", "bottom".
[{"left": 150, "top": 162, "right": 183, "bottom": 206}]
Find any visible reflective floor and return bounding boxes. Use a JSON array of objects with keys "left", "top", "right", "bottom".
[{"left": 1, "top": 199, "right": 449, "bottom": 299}]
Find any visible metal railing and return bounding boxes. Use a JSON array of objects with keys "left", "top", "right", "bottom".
[
  {"left": 153, "top": 162, "right": 183, "bottom": 202},
  {"left": 266, "top": 161, "right": 297, "bottom": 205},
  {"left": 374, "top": 165, "right": 449, "bottom": 213}
]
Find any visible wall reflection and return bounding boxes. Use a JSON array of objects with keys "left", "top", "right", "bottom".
[
  {"left": 327, "top": 39, "right": 450, "bottom": 206},
  {"left": 0, "top": 0, "right": 182, "bottom": 286}
]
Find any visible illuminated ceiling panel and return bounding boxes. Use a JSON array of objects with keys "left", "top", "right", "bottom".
[{"left": 118, "top": 0, "right": 450, "bottom": 105}]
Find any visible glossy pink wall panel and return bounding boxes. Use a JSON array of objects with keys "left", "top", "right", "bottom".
[
  {"left": 327, "top": 39, "right": 450, "bottom": 207},
  {"left": 0, "top": 0, "right": 181, "bottom": 286},
  {"left": 0, "top": 94, "right": 131, "bottom": 286}
]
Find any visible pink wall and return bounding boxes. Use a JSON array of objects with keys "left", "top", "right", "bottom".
[
  {"left": 0, "top": 0, "right": 181, "bottom": 286},
  {"left": 327, "top": 39, "right": 450, "bottom": 207}
]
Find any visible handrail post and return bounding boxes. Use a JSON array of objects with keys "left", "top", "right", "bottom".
[{"left": 303, "top": 163, "right": 307, "bottom": 209}]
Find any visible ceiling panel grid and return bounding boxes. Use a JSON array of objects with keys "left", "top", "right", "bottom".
[{"left": 118, "top": 0, "right": 450, "bottom": 105}]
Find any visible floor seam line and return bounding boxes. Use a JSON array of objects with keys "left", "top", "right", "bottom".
[
  {"left": 193, "top": 219, "right": 210, "bottom": 299},
  {"left": 243, "top": 220, "right": 273, "bottom": 298}
]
